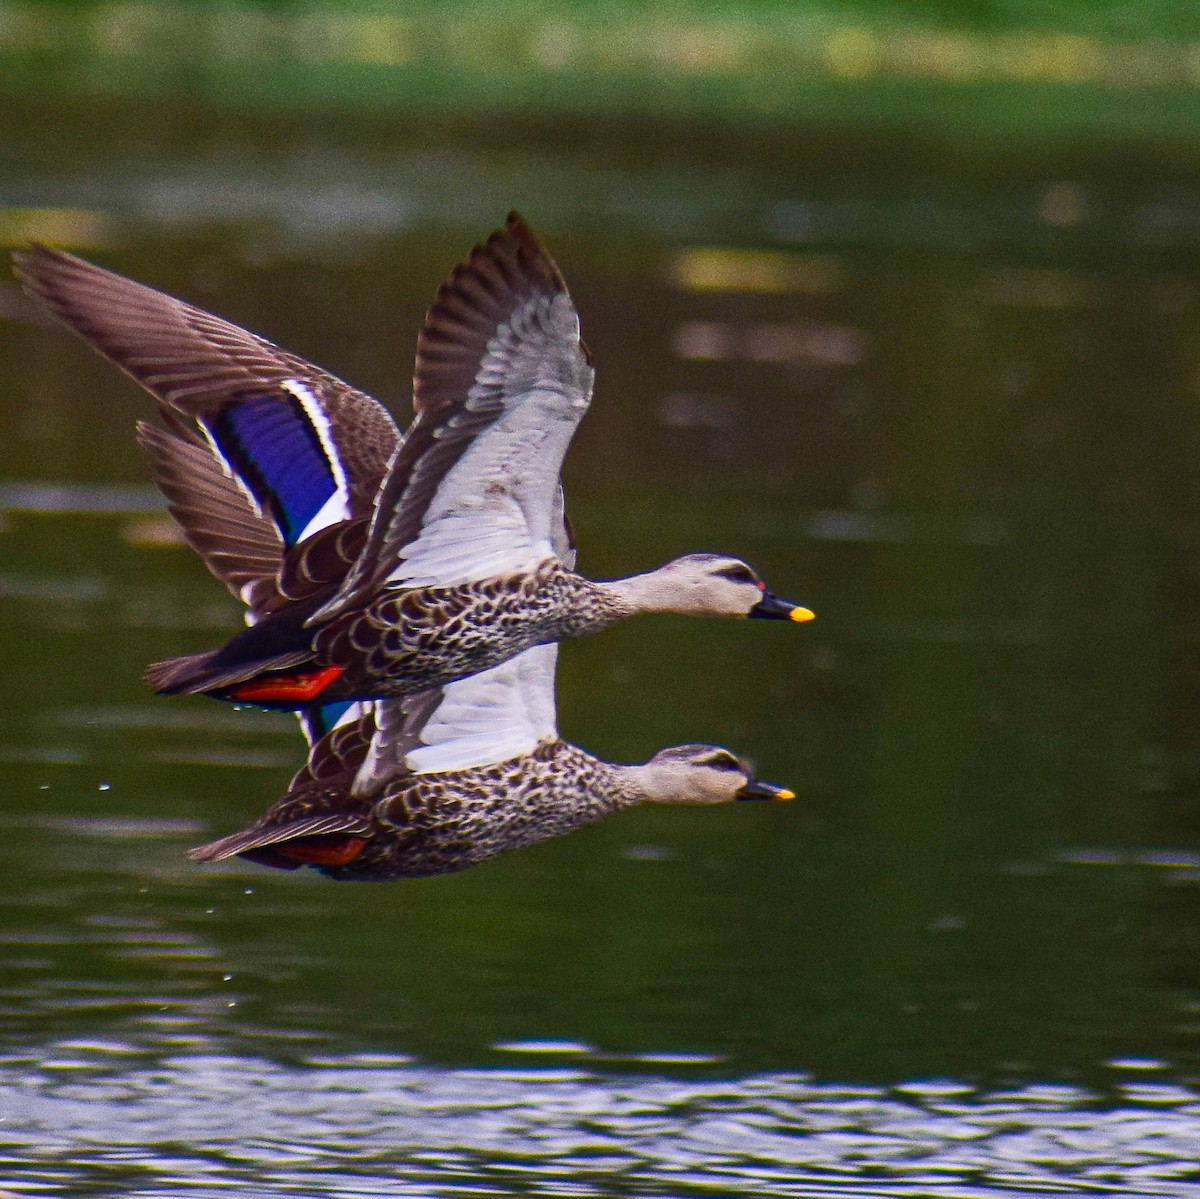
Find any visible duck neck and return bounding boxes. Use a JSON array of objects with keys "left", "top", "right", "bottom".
[
  {"left": 590, "top": 566, "right": 679, "bottom": 619},
  {"left": 601, "top": 761, "right": 653, "bottom": 810},
  {"left": 551, "top": 743, "right": 644, "bottom": 816}
]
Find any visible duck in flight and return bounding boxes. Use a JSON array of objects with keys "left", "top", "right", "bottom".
[
  {"left": 134, "top": 371, "right": 794, "bottom": 879},
  {"left": 188, "top": 643, "right": 795, "bottom": 880},
  {"left": 14, "top": 215, "right": 812, "bottom": 712}
]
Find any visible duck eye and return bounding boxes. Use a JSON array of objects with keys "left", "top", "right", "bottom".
[{"left": 715, "top": 564, "right": 756, "bottom": 584}]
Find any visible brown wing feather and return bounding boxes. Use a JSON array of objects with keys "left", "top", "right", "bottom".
[
  {"left": 291, "top": 706, "right": 377, "bottom": 786},
  {"left": 319, "top": 212, "right": 588, "bottom": 613},
  {"left": 188, "top": 812, "right": 371, "bottom": 863},
  {"left": 13, "top": 244, "right": 399, "bottom": 511},
  {"left": 136, "top": 416, "right": 285, "bottom": 611},
  {"left": 412, "top": 212, "right": 569, "bottom": 416}
]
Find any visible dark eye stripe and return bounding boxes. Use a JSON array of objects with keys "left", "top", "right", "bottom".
[
  {"left": 714, "top": 564, "right": 756, "bottom": 584},
  {"left": 699, "top": 754, "right": 741, "bottom": 770}
]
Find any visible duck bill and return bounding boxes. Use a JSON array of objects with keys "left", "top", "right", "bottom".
[
  {"left": 736, "top": 779, "right": 795, "bottom": 802},
  {"left": 749, "top": 591, "right": 815, "bottom": 622}
]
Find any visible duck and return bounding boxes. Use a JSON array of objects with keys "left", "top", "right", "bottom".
[
  {"left": 135, "top": 386, "right": 794, "bottom": 879},
  {"left": 14, "top": 214, "right": 813, "bottom": 713},
  {"left": 188, "top": 641, "right": 795, "bottom": 880}
]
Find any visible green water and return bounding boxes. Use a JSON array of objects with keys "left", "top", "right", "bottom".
[{"left": 3, "top": 86, "right": 1200, "bottom": 1194}]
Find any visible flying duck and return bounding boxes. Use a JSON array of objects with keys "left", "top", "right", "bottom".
[
  {"left": 14, "top": 215, "right": 812, "bottom": 712},
  {"left": 188, "top": 641, "right": 794, "bottom": 879},
  {"left": 135, "top": 392, "right": 794, "bottom": 879}
]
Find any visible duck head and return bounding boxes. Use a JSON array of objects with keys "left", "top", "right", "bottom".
[
  {"left": 625, "top": 744, "right": 794, "bottom": 805},
  {"left": 606, "top": 553, "right": 815, "bottom": 621}
]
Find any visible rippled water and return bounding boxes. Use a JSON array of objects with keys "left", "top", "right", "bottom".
[
  {"left": 6, "top": 1050, "right": 1200, "bottom": 1196},
  {"left": 5, "top": 80, "right": 1200, "bottom": 1195}
]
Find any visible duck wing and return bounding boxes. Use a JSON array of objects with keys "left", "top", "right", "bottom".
[
  {"left": 187, "top": 811, "right": 372, "bottom": 865},
  {"left": 353, "top": 642, "right": 560, "bottom": 790},
  {"left": 289, "top": 702, "right": 376, "bottom": 783},
  {"left": 188, "top": 707, "right": 377, "bottom": 864},
  {"left": 136, "top": 410, "right": 284, "bottom": 613},
  {"left": 13, "top": 244, "right": 401, "bottom": 548},
  {"left": 318, "top": 212, "right": 593, "bottom": 617},
  {"left": 135, "top": 409, "right": 371, "bottom": 741}
]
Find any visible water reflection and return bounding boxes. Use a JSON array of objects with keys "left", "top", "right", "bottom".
[
  {"left": 3, "top": 78, "right": 1200, "bottom": 1194},
  {"left": 4, "top": 1048, "right": 1200, "bottom": 1196}
]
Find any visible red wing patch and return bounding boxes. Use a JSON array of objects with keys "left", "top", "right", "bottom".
[
  {"left": 231, "top": 664, "right": 344, "bottom": 703},
  {"left": 276, "top": 836, "right": 367, "bottom": 867}
]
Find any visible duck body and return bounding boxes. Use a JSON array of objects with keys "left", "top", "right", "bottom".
[
  {"left": 14, "top": 214, "right": 810, "bottom": 717},
  {"left": 188, "top": 641, "right": 794, "bottom": 882},
  {"left": 14, "top": 216, "right": 801, "bottom": 881},
  {"left": 146, "top": 558, "right": 631, "bottom": 705},
  {"left": 338, "top": 740, "right": 625, "bottom": 880},
  {"left": 200, "top": 723, "right": 630, "bottom": 880}
]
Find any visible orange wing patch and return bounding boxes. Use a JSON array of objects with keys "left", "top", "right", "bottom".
[
  {"left": 276, "top": 836, "right": 367, "bottom": 867},
  {"left": 232, "top": 664, "right": 345, "bottom": 703}
]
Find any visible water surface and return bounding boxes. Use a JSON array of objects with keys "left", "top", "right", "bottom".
[{"left": 3, "top": 83, "right": 1200, "bottom": 1196}]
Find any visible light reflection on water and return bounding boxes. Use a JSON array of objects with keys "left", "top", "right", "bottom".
[
  {"left": 6, "top": 92, "right": 1200, "bottom": 1194},
  {"left": 2, "top": 1050, "right": 1199, "bottom": 1197}
]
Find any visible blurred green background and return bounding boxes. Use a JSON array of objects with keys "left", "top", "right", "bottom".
[{"left": 3, "top": 2, "right": 1200, "bottom": 1194}]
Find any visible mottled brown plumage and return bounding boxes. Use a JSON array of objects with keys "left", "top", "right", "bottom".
[
  {"left": 146, "top": 558, "right": 629, "bottom": 701},
  {"left": 15, "top": 215, "right": 810, "bottom": 722},
  {"left": 188, "top": 704, "right": 792, "bottom": 881},
  {"left": 190, "top": 728, "right": 636, "bottom": 879}
]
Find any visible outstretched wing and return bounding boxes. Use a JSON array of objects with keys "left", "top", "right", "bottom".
[
  {"left": 188, "top": 707, "right": 377, "bottom": 863},
  {"left": 136, "top": 411, "right": 284, "bottom": 612},
  {"left": 137, "top": 409, "right": 366, "bottom": 744},
  {"left": 319, "top": 213, "right": 593, "bottom": 616},
  {"left": 352, "top": 642, "right": 560, "bottom": 791},
  {"left": 13, "top": 244, "right": 401, "bottom": 547}
]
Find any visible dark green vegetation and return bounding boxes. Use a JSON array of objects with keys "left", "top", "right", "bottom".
[
  {"left": 10, "top": 0, "right": 1200, "bottom": 145},
  {"left": 4, "top": 9, "right": 1200, "bottom": 1192}
]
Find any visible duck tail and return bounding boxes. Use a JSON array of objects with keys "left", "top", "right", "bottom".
[
  {"left": 144, "top": 648, "right": 231, "bottom": 695},
  {"left": 189, "top": 813, "right": 371, "bottom": 866},
  {"left": 144, "top": 646, "right": 318, "bottom": 700}
]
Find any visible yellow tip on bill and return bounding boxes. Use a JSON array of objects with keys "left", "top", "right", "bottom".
[
  {"left": 775, "top": 789, "right": 796, "bottom": 801},
  {"left": 790, "top": 607, "right": 816, "bottom": 623}
]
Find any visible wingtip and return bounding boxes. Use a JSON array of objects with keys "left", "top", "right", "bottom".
[
  {"left": 186, "top": 842, "right": 225, "bottom": 863},
  {"left": 10, "top": 242, "right": 49, "bottom": 291},
  {"left": 510, "top": 212, "right": 568, "bottom": 293},
  {"left": 503, "top": 210, "right": 539, "bottom": 249},
  {"left": 11, "top": 241, "right": 88, "bottom": 290},
  {"left": 478, "top": 211, "right": 566, "bottom": 295},
  {"left": 11, "top": 243, "right": 127, "bottom": 330},
  {"left": 412, "top": 212, "right": 576, "bottom": 414}
]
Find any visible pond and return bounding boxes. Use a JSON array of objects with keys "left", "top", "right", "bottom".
[{"left": 2, "top": 86, "right": 1200, "bottom": 1195}]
